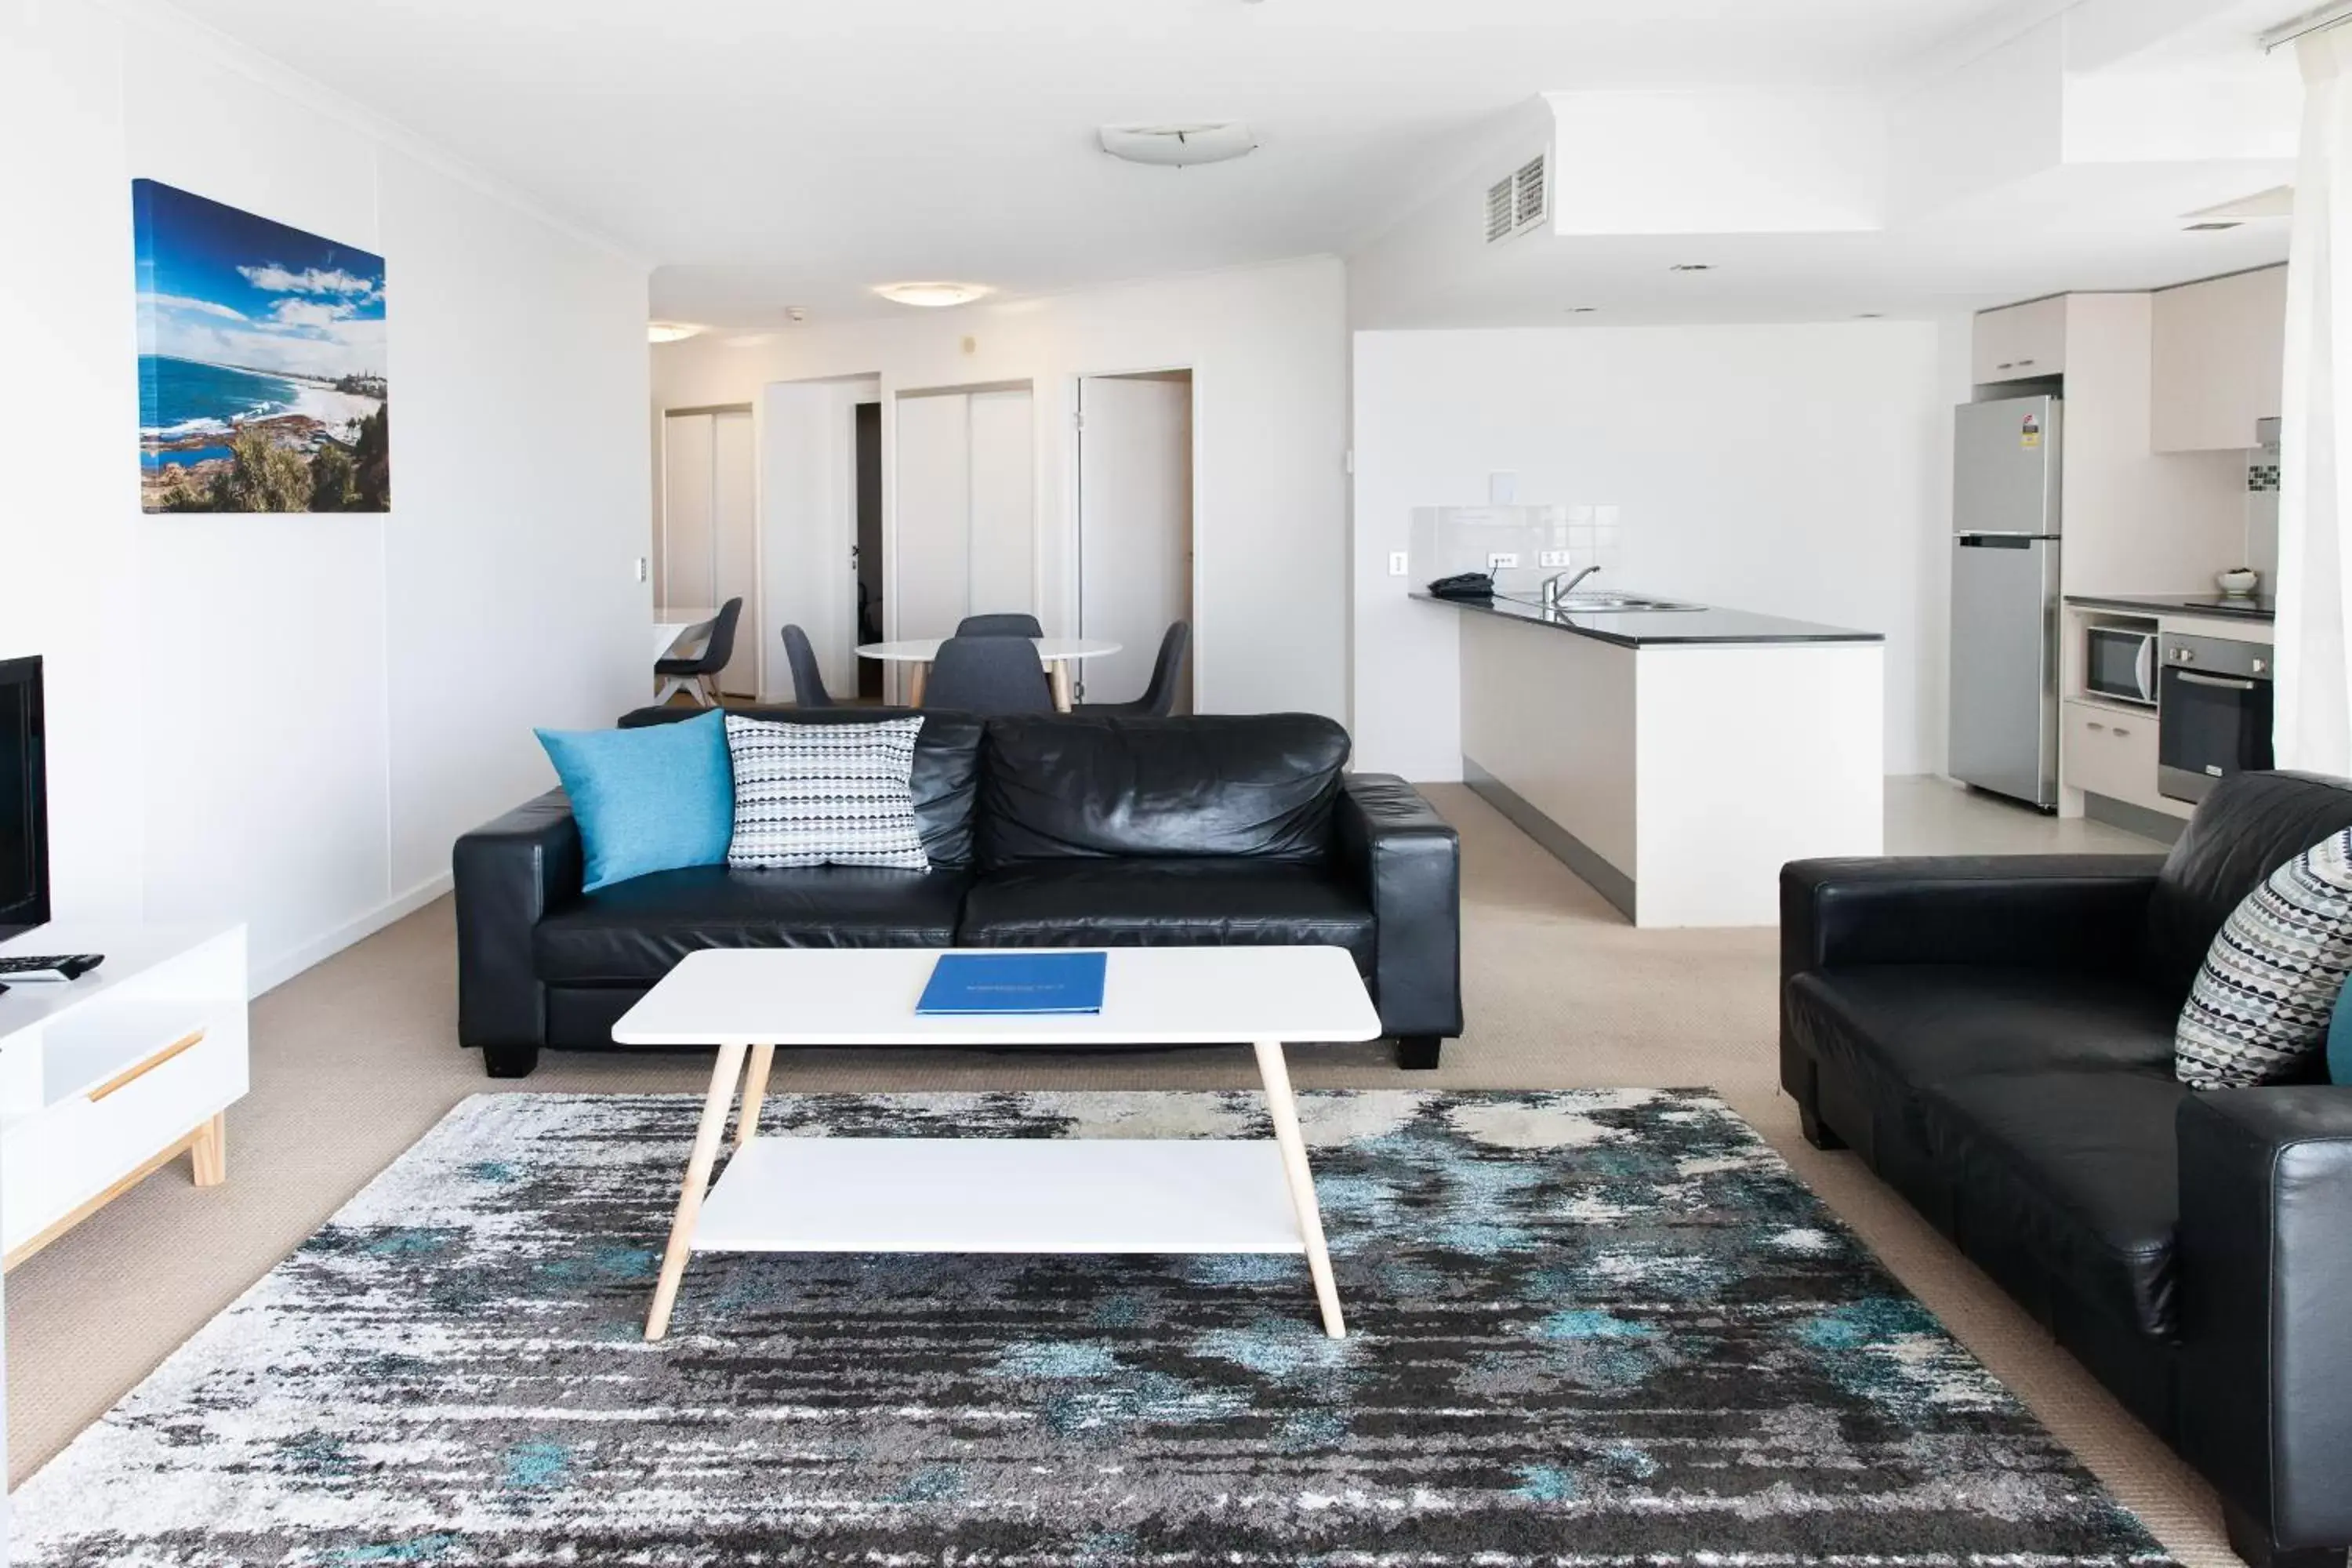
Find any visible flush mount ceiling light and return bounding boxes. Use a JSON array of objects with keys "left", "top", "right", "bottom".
[
  {"left": 1098, "top": 122, "right": 1258, "bottom": 167},
  {"left": 647, "top": 321, "right": 706, "bottom": 343},
  {"left": 874, "top": 281, "right": 992, "bottom": 309}
]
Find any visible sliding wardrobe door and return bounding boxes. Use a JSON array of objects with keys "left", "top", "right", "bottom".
[
  {"left": 967, "top": 388, "right": 1035, "bottom": 616},
  {"left": 893, "top": 391, "right": 973, "bottom": 643}
]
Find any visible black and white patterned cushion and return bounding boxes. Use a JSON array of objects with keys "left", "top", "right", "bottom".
[
  {"left": 2176, "top": 828, "right": 2352, "bottom": 1089},
  {"left": 723, "top": 716, "right": 928, "bottom": 871}
]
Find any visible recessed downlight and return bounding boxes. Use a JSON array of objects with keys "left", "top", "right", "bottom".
[
  {"left": 1568, "top": 307, "right": 1599, "bottom": 314},
  {"left": 1668, "top": 263, "right": 1715, "bottom": 273},
  {"left": 874, "top": 281, "right": 992, "bottom": 309},
  {"left": 647, "top": 321, "right": 706, "bottom": 343}
]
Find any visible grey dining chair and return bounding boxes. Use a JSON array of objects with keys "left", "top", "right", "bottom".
[
  {"left": 780, "top": 624, "right": 835, "bottom": 708},
  {"left": 956, "top": 612, "right": 1044, "bottom": 637},
  {"left": 1079, "top": 621, "right": 1189, "bottom": 717},
  {"left": 921, "top": 635, "right": 1055, "bottom": 715},
  {"left": 653, "top": 597, "right": 742, "bottom": 706}
]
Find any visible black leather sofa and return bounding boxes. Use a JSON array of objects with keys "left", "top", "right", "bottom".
[
  {"left": 456, "top": 708, "right": 1461, "bottom": 1078},
  {"left": 1781, "top": 771, "right": 2352, "bottom": 1568}
]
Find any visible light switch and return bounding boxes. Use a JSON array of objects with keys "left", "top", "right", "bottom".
[
  {"left": 1388, "top": 550, "right": 1410, "bottom": 577},
  {"left": 633, "top": 557, "right": 648, "bottom": 583},
  {"left": 1489, "top": 471, "right": 1518, "bottom": 505}
]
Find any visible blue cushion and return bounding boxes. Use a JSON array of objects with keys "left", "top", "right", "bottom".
[
  {"left": 535, "top": 710, "right": 732, "bottom": 892},
  {"left": 2330, "top": 970, "right": 2352, "bottom": 1085}
]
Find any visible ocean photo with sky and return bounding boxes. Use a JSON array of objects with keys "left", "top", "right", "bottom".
[{"left": 132, "top": 178, "right": 388, "bottom": 514}]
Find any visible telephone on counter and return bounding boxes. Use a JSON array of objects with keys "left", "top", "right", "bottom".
[{"left": 1425, "top": 572, "right": 1495, "bottom": 602}]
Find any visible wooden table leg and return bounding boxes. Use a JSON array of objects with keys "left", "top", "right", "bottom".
[
  {"left": 646, "top": 1040, "right": 749, "bottom": 1342},
  {"left": 907, "top": 662, "right": 928, "bottom": 707},
  {"left": 1050, "top": 659, "right": 1073, "bottom": 712},
  {"left": 737, "top": 1044, "right": 774, "bottom": 1149},
  {"left": 1253, "top": 1039, "right": 1345, "bottom": 1339},
  {"left": 190, "top": 1112, "right": 227, "bottom": 1187}
]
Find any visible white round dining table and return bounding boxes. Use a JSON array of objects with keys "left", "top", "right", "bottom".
[{"left": 855, "top": 637, "right": 1121, "bottom": 711}]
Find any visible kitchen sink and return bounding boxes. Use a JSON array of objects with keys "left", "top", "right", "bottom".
[{"left": 1497, "top": 591, "right": 1706, "bottom": 614}]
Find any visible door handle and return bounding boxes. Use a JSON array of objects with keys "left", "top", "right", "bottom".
[{"left": 2176, "top": 672, "right": 2259, "bottom": 691}]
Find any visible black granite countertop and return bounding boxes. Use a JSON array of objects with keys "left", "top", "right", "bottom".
[
  {"left": 2064, "top": 593, "right": 2275, "bottom": 622},
  {"left": 1413, "top": 591, "right": 1883, "bottom": 648}
]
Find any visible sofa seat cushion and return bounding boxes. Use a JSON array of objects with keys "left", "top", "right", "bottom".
[
  {"left": 958, "top": 859, "right": 1374, "bottom": 967},
  {"left": 1919, "top": 1069, "right": 2187, "bottom": 1339},
  {"left": 535, "top": 864, "right": 970, "bottom": 984},
  {"left": 1788, "top": 965, "right": 2180, "bottom": 1091}
]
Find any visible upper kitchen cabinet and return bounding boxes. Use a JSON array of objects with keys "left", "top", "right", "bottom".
[
  {"left": 1973, "top": 296, "right": 2068, "bottom": 383},
  {"left": 2152, "top": 264, "right": 2288, "bottom": 452}
]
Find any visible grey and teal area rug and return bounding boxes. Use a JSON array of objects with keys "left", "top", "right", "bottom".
[{"left": 16, "top": 1089, "right": 2173, "bottom": 1567}]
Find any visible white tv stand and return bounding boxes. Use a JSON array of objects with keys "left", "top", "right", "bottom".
[{"left": 0, "top": 923, "right": 249, "bottom": 1268}]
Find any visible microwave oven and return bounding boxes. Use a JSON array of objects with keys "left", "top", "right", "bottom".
[{"left": 2085, "top": 626, "right": 2158, "bottom": 706}]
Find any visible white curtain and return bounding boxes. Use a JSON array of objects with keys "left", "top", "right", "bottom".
[{"left": 2279, "top": 28, "right": 2352, "bottom": 772}]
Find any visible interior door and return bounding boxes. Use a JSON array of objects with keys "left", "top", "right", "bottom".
[
  {"left": 760, "top": 383, "right": 856, "bottom": 701},
  {"left": 1078, "top": 373, "right": 1192, "bottom": 708}
]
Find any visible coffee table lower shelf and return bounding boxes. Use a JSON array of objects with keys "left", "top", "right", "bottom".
[{"left": 694, "top": 1138, "right": 1307, "bottom": 1254}]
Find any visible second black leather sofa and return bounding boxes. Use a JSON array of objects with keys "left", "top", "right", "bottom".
[{"left": 456, "top": 709, "right": 1463, "bottom": 1077}]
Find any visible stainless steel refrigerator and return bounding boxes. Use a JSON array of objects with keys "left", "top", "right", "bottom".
[{"left": 1948, "top": 394, "right": 2063, "bottom": 810}]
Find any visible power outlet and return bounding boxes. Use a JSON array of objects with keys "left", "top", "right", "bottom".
[
  {"left": 1388, "top": 551, "right": 1410, "bottom": 577},
  {"left": 1538, "top": 550, "right": 1571, "bottom": 568},
  {"left": 1487, "top": 552, "right": 1519, "bottom": 571}
]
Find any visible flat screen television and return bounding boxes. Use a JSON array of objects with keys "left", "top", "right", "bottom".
[{"left": 0, "top": 656, "right": 49, "bottom": 939}]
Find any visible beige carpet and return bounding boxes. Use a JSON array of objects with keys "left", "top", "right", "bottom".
[{"left": 4, "top": 782, "right": 2231, "bottom": 1564}]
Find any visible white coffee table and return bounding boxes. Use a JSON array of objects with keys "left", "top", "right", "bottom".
[{"left": 612, "top": 946, "right": 1381, "bottom": 1342}]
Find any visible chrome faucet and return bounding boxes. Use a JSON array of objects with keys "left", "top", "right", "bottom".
[{"left": 1542, "top": 566, "right": 1601, "bottom": 607}]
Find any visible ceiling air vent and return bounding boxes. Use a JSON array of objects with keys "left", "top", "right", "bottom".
[{"left": 1485, "top": 152, "right": 1548, "bottom": 245}]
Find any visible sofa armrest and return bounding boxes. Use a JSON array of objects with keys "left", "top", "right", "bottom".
[
  {"left": 1334, "top": 774, "right": 1462, "bottom": 1040},
  {"left": 2176, "top": 1087, "right": 2352, "bottom": 1558},
  {"left": 1780, "top": 855, "right": 2165, "bottom": 979},
  {"left": 452, "top": 789, "right": 582, "bottom": 1052}
]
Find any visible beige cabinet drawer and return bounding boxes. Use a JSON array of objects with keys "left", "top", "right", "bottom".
[{"left": 2062, "top": 700, "right": 2158, "bottom": 806}]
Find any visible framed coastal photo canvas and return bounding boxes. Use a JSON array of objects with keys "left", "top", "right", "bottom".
[{"left": 132, "top": 179, "right": 388, "bottom": 514}]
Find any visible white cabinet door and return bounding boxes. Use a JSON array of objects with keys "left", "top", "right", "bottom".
[
  {"left": 2152, "top": 266, "right": 2288, "bottom": 452},
  {"left": 1973, "top": 296, "right": 2067, "bottom": 383}
]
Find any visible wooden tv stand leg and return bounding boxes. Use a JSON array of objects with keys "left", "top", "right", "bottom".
[{"left": 190, "top": 1112, "right": 227, "bottom": 1186}]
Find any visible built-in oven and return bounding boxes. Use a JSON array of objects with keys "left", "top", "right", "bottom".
[
  {"left": 2083, "top": 625, "right": 2158, "bottom": 706},
  {"left": 2158, "top": 632, "right": 2274, "bottom": 804}
]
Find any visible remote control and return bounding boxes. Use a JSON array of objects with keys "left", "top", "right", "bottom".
[{"left": 0, "top": 954, "right": 104, "bottom": 982}]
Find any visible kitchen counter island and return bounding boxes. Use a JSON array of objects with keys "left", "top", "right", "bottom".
[{"left": 1421, "top": 592, "right": 1886, "bottom": 927}]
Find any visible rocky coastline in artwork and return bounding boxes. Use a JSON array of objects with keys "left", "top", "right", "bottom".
[{"left": 139, "top": 360, "right": 389, "bottom": 513}]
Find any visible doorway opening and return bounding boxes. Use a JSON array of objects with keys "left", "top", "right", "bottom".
[
  {"left": 1076, "top": 368, "right": 1193, "bottom": 710},
  {"left": 657, "top": 404, "right": 757, "bottom": 699},
  {"left": 854, "top": 401, "right": 884, "bottom": 699},
  {"left": 757, "top": 375, "right": 880, "bottom": 705}
]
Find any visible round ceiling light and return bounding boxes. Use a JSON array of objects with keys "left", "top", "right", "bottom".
[
  {"left": 874, "top": 281, "right": 992, "bottom": 309},
  {"left": 1098, "top": 122, "right": 1258, "bottom": 167},
  {"left": 647, "top": 321, "right": 706, "bottom": 343}
]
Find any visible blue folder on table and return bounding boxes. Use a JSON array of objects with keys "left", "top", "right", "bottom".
[{"left": 917, "top": 951, "right": 1107, "bottom": 1015}]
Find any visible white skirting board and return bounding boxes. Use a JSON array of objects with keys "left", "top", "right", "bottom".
[{"left": 693, "top": 1138, "right": 1308, "bottom": 1255}]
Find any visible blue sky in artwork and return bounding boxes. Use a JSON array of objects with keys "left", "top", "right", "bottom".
[{"left": 133, "top": 178, "right": 386, "bottom": 381}]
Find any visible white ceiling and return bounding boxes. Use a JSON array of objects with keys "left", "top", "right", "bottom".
[{"left": 162, "top": 0, "right": 2053, "bottom": 325}]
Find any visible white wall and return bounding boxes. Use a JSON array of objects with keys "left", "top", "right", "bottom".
[
  {"left": 0, "top": 1, "right": 651, "bottom": 987},
  {"left": 1352, "top": 322, "right": 1967, "bottom": 782},
  {"left": 651, "top": 258, "right": 1351, "bottom": 723}
]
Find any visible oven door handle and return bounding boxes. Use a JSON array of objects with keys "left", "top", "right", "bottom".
[{"left": 2175, "top": 671, "right": 2260, "bottom": 691}]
